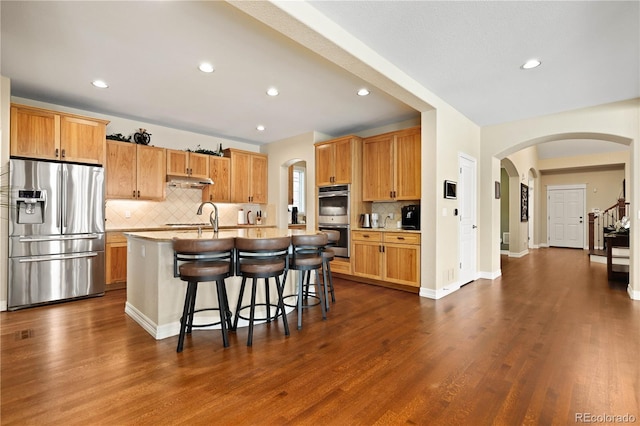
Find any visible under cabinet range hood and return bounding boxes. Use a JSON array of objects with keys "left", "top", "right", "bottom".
[{"left": 166, "top": 174, "right": 213, "bottom": 188}]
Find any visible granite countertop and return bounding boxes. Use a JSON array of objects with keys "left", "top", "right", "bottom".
[
  {"left": 351, "top": 227, "right": 421, "bottom": 234},
  {"left": 125, "top": 227, "right": 314, "bottom": 242},
  {"left": 107, "top": 224, "right": 276, "bottom": 233}
]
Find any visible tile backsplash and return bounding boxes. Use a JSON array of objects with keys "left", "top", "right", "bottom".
[
  {"left": 105, "top": 186, "right": 273, "bottom": 230},
  {"left": 370, "top": 201, "right": 421, "bottom": 228}
]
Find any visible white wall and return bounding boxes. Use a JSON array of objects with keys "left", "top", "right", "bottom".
[{"left": 0, "top": 76, "right": 10, "bottom": 311}]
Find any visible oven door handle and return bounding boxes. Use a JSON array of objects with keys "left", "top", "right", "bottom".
[
  {"left": 318, "top": 192, "right": 349, "bottom": 198},
  {"left": 319, "top": 224, "right": 349, "bottom": 229}
]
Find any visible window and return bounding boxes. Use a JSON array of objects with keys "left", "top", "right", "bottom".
[{"left": 292, "top": 166, "right": 305, "bottom": 214}]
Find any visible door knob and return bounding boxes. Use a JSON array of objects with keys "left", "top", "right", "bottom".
[{"left": 472, "top": 225, "right": 477, "bottom": 229}]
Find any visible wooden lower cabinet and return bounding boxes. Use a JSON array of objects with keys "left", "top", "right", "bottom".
[
  {"left": 352, "top": 230, "right": 421, "bottom": 288},
  {"left": 106, "top": 232, "right": 127, "bottom": 290}
]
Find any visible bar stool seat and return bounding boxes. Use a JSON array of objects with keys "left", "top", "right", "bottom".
[
  {"left": 285, "top": 233, "right": 329, "bottom": 330},
  {"left": 173, "top": 237, "right": 235, "bottom": 352},
  {"left": 233, "top": 236, "right": 291, "bottom": 346}
]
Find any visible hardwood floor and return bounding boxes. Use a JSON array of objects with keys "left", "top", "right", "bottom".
[{"left": 2, "top": 248, "right": 638, "bottom": 425}]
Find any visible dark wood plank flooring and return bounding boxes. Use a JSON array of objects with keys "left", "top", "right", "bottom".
[{"left": 2, "top": 248, "right": 639, "bottom": 425}]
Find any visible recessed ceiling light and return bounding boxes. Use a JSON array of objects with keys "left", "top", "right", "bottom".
[
  {"left": 198, "top": 62, "right": 215, "bottom": 73},
  {"left": 357, "top": 88, "right": 370, "bottom": 96},
  {"left": 521, "top": 59, "right": 541, "bottom": 70},
  {"left": 91, "top": 80, "right": 108, "bottom": 89},
  {"left": 266, "top": 87, "right": 279, "bottom": 97},
  {"left": 256, "top": 125, "right": 265, "bottom": 131}
]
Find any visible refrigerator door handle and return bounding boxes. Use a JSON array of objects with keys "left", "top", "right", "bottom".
[
  {"left": 61, "top": 166, "right": 68, "bottom": 232},
  {"left": 18, "top": 252, "right": 98, "bottom": 263},
  {"left": 18, "top": 234, "right": 101, "bottom": 243}
]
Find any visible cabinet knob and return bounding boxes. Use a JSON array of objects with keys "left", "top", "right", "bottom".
[
  {"left": 132, "top": 190, "right": 136, "bottom": 198},
  {"left": 137, "top": 190, "right": 140, "bottom": 198},
  {"left": 61, "top": 149, "right": 66, "bottom": 158},
  {"left": 55, "top": 148, "right": 59, "bottom": 158}
]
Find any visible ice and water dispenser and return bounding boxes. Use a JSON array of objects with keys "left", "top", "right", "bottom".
[{"left": 14, "top": 189, "right": 46, "bottom": 224}]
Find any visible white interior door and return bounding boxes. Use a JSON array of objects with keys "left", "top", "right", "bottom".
[
  {"left": 459, "top": 154, "right": 477, "bottom": 285},
  {"left": 547, "top": 186, "right": 585, "bottom": 248}
]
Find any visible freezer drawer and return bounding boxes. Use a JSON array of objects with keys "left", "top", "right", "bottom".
[
  {"left": 8, "top": 251, "right": 105, "bottom": 310},
  {"left": 9, "top": 233, "right": 104, "bottom": 257}
]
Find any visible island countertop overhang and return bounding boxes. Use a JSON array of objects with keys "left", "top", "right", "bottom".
[{"left": 124, "top": 227, "right": 314, "bottom": 242}]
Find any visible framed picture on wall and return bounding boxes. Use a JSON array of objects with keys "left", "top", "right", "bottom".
[
  {"left": 520, "top": 183, "right": 529, "bottom": 222},
  {"left": 444, "top": 180, "right": 457, "bottom": 199}
]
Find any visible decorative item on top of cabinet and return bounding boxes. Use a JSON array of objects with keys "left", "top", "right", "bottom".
[
  {"left": 202, "top": 155, "right": 231, "bottom": 203},
  {"left": 223, "top": 148, "right": 268, "bottom": 203},
  {"left": 106, "top": 232, "right": 127, "bottom": 290},
  {"left": 166, "top": 149, "right": 210, "bottom": 180},
  {"left": 362, "top": 126, "right": 421, "bottom": 201},
  {"left": 314, "top": 136, "right": 356, "bottom": 186},
  {"left": 351, "top": 230, "right": 421, "bottom": 287},
  {"left": 10, "top": 103, "right": 109, "bottom": 165},
  {"left": 106, "top": 140, "right": 166, "bottom": 200}
]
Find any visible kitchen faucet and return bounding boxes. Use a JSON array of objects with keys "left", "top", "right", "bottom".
[{"left": 197, "top": 202, "right": 219, "bottom": 233}]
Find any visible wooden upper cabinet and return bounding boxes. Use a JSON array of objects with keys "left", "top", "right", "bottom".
[
  {"left": 166, "top": 149, "right": 209, "bottom": 180},
  {"left": 106, "top": 141, "right": 165, "bottom": 201},
  {"left": 60, "top": 115, "right": 106, "bottom": 164},
  {"left": 362, "top": 134, "right": 394, "bottom": 201},
  {"left": 10, "top": 104, "right": 108, "bottom": 165},
  {"left": 224, "top": 148, "right": 268, "bottom": 204},
  {"left": 202, "top": 156, "right": 231, "bottom": 203},
  {"left": 362, "top": 127, "right": 421, "bottom": 202},
  {"left": 315, "top": 136, "right": 353, "bottom": 185},
  {"left": 106, "top": 141, "right": 136, "bottom": 199},
  {"left": 136, "top": 145, "right": 166, "bottom": 201},
  {"left": 394, "top": 128, "right": 421, "bottom": 200}
]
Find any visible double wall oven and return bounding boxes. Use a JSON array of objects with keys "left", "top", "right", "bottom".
[{"left": 317, "top": 184, "right": 350, "bottom": 258}]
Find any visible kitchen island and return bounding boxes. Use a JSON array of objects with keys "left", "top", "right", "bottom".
[{"left": 124, "top": 228, "right": 312, "bottom": 339}]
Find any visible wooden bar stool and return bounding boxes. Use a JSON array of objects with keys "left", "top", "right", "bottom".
[
  {"left": 173, "top": 237, "right": 235, "bottom": 352},
  {"left": 320, "top": 230, "right": 340, "bottom": 310},
  {"left": 287, "top": 233, "right": 328, "bottom": 330},
  {"left": 233, "top": 236, "right": 291, "bottom": 346}
]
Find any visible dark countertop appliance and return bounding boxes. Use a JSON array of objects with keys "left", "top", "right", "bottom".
[{"left": 401, "top": 205, "right": 420, "bottom": 230}]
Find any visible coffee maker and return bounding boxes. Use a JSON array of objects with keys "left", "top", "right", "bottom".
[{"left": 401, "top": 205, "right": 420, "bottom": 230}]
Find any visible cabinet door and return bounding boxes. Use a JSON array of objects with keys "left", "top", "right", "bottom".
[
  {"left": 106, "top": 234, "right": 128, "bottom": 286},
  {"left": 106, "top": 141, "right": 137, "bottom": 199},
  {"left": 203, "top": 156, "right": 231, "bottom": 202},
  {"left": 333, "top": 138, "right": 352, "bottom": 184},
  {"left": 188, "top": 152, "right": 210, "bottom": 179},
  {"left": 166, "top": 149, "right": 189, "bottom": 177},
  {"left": 362, "top": 135, "right": 394, "bottom": 201},
  {"left": 352, "top": 241, "right": 383, "bottom": 279},
  {"left": 10, "top": 105, "right": 60, "bottom": 160},
  {"left": 315, "top": 143, "right": 334, "bottom": 186},
  {"left": 60, "top": 115, "right": 106, "bottom": 164},
  {"left": 250, "top": 154, "right": 268, "bottom": 203},
  {"left": 136, "top": 145, "right": 166, "bottom": 201},
  {"left": 229, "top": 151, "right": 251, "bottom": 203},
  {"left": 394, "top": 129, "right": 421, "bottom": 200},
  {"left": 383, "top": 243, "right": 420, "bottom": 287}
]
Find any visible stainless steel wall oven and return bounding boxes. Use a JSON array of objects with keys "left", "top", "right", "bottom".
[{"left": 318, "top": 184, "right": 350, "bottom": 257}]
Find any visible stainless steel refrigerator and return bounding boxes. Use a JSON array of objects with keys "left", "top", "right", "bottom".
[{"left": 8, "top": 158, "right": 105, "bottom": 310}]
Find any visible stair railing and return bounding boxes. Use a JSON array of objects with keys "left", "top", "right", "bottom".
[{"left": 588, "top": 198, "right": 628, "bottom": 253}]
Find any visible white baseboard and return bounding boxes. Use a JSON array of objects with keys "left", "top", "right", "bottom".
[
  {"left": 420, "top": 282, "right": 461, "bottom": 300},
  {"left": 0, "top": 300, "right": 6, "bottom": 312},
  {"left": 628, "top": 285, "right": 640, "bottom": 301},
  {"left": 509, "top": 249, "right": 529, "bottom": 258},
  {"left": 479, "top": 269, "right": 502, "bottom": 280},
  {"left": 590, "top": 255, "right": 607, "bottom": 264},
  {"left": 539, "top": 243, "right": 549, "bottom": 248},
  {"left": 500, "top": 250, "right": 509, "bottom": 255}
]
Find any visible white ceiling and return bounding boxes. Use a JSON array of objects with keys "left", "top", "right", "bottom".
[{"left": 2, "top": 1, "right": 638, "bottom": 158}]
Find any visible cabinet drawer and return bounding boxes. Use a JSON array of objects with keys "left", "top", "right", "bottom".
[
  {"left": 106, "top": 232, "right": 127, "bottom": 244},
  {"left": 352, "top": 230, "right": 382, "bottom": 242},
  {"left": 383, "top": 232, "right": 420, "bottom": 245}
]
